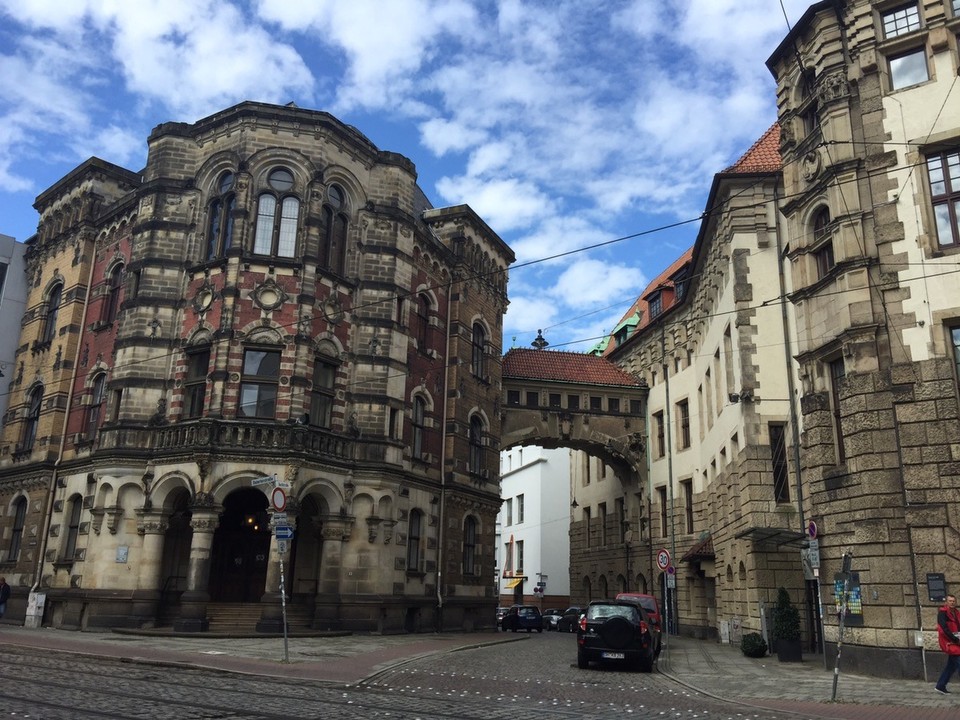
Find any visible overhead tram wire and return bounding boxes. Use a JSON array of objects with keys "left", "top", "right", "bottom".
[{"left": 9, "top": 130, "right": 958, "bottom": 402}]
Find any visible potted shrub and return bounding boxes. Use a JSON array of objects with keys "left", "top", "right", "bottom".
[
  {"left": 740, "top": 631, "right": 768, "bottom": 658},
  {"left": 772, "top": 587, "right": 803, "bottom": 662}
]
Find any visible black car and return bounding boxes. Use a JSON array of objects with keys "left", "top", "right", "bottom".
[
  {"left": 576, "top": 600, "right": 659, "bottom": 672},
  {"left": 501, "top": 605, "right": 543, "bottom": 632},
  {"left": 557, "top": 606, "right": 585, "bottom": 633},
  {"left": 496, "top": 606, "right": 510, "bottom": 629}
]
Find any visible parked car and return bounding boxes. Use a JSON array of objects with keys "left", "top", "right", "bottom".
[
  {"left": 541, "top": 608, "right": 563, "bottom": 631},
  {"left": 496, "top": 606, "right": 510, "bottom": 629},
  {"left": 615, "top": 592, "right": 663, "bottom": 655},
  {"left": 576, "top": 600, "right": 659, "bottom": 672},
  {"left": 501, "top": 605, "right": 543, "bottom": 633},
  {"left": 557, "top": 606, "right": 585, "bottom": 633}
]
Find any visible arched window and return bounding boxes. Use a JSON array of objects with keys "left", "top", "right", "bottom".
[
  {"left": 407, "top": 509, "right": 422, "bottom": 573},
  {"left": 471, "top": 323, "right": 486, "bottom": 378},
  {"left": 253, "top": 168, "right": 299, "bottom": 258},
  {"left": 412, "top": 397, "right": 426, "bottom": 459},
  {"left": 469, "top": 415, "right": 484, "bottom": 476},
  {"left": 323, "top": 185, "right": 349, "bottom": 274},
  {"left": 85, "top": 373, "right": 107, "bottom": 440},
  {"left": 238, "top": 348, "right": 281, "bottom": 418},
  {"left": 183, "top": 348, "right": 210, "bottom": 419},
  {"left": 309, "top": 356, "right": 337, "bottom": 428},
  {"left": 63, "top": 496, "right": 82, "bottom": 561},
  {"left": 21, "top": 386, "right": 43, "bottom": 451},
  {"left": 7, "top": 496, "right": 27, "bottom": 561},
  {"left": 463, "top": 516, "right": 477, "bottom": 576},
  {"left": 41, "top": 282, "right": 62, "bottom": 345},
  {"left": 101, "top": 265, "right": 123, "bottom": 325},
  {"left": 813, "top": 206, "right": 831, "bottom": 241},
  {"left": 812, "top": 207, "right": 835, "bottom": 278},
  {"left": 416, "top": 294, "right": 431, "bottom": 350},
  {"left": 207, "top": 171, "right": 236, "bottom": 259}
]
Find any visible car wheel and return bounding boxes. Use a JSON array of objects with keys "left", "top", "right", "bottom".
[{"left": 577, "top": 648, "right": 589, "bottom": 669}]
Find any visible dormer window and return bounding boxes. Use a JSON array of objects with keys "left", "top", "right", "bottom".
[{"left": 648, "top": 291, "right": 662, "bottom": 319}]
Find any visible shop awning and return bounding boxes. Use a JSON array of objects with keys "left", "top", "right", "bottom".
[
  {"left": 734, "top": 526, "right": 807, "bottom": 548},
  {"left": 504, "top": 577, "right": 523, "bottom": 589}
]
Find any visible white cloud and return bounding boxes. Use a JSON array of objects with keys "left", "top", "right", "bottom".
[
  {"left": 418, "top": 118, "right": 485, "bottom": 156},
  {"left": 550, "top": 258, "right": 645, "bottom": 307},
  {"left": 435, "top": 175, "right": 553, "bottom": 233}
]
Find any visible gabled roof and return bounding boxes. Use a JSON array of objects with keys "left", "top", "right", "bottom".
[
  {"left": 502, "top": 348, "right": 642, "bottom": 387},
  {"left": 723, "top": 123, "right": 781, "bottom": 174}
]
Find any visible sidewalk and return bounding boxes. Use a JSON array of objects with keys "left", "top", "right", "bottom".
[{"left": 3, "top": 624, "right": 959, "bottom": 718}]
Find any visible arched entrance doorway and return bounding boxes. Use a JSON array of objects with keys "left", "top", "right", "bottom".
[
  {"left": 159, "top": 489, "right": 192, "bottom": 602},
  {"left": 209, "top": 488, "right": 270, "bottom": 602}
]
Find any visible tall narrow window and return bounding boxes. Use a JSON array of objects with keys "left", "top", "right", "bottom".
[
  {"left": 102, "top": 265, "right": 123, "bottom": 324},
  {"left": 615, "top": 497, "right": 626, "bottom": 542},
  {"left": 657, "top": 486, "right": 668, "bottom": 537},
  {"left": 412, "top": 397, "right": 426, "bottom": 459},
  {"left": 183, "top": 349, "right": 210, "bottom": 419},
  {"left": 653, "top": 411, "right": 665, "bottom": 458},
  {"left": 829, "top": 359, "right": 846, "bottom": 463},
  {"left": 323, "top": 185, "right": 348, "bottom": 274},
  {"left": 583, "top": 507, "right": 592, "bottom": 548},
  {"left": 310, "top": 358, "right": 337, "bottom": 428},
  {"left": 416, "top": 294, "right": 431, "bottom": 350},
  {"left": 463, "top": 516, "right": 477, "bottom": 576},
  {"left": 471, "top": 322, "right": 486, "bottom": 377},
  {"left": 85, "top": 373, "right": 107, "bottom": 440},
  {"left": 407, "top": 509, "right": 422, "bottom": 573},
  {"left": 238, "top": 349, "right": 280, "bottom": 419},
  {"left": 41, "top": 282, "right": 62, "bottom": 345},
  {"left": 516, "top": 494, "right": 524, "bottom": 524},
  {"left": 7, "top": 496, "right": 27, "bottom": 561},
  {"left": 515, "top": 539, "right": 524, "bottom": 573},
  {"left": 676, "top": 399, "right": 691, "bottom": 449},
  {"left": 63, "top": 496, "right": 82, "bottom": 561},
  {"left": 599, "top": 502, "right": 607, "bottom": 545},
  {"left": 770, "top": 422, "right": 791, "bottom": 502},
  {"left": 469, "top": 416, "right": 484, "bottom": 475},
  {"left": 207, "top": 171, "right": 236, "bottom": 259},
  {"left": 505, "top": 498, "right": 512, "bottom": 526},
  {"left": 813, "top": 207, "right": 835, "bottom": 278},
  {"left": 253, "top": 168, "right": 299, "bottom": 257},
  {"left": 21, "top": 386, "right": 43, "bottom": 451},
  {"left": 927, "top": 150, "right": 960, "bottom": 248},
  {"left": 681, "top": 480, "right": 694, "bottom": 533}
]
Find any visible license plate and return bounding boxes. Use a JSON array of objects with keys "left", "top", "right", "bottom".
[{"left": 602, "top": 652, "right": 625, "bottom": 660}]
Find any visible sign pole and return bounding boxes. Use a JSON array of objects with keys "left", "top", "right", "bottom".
[
  {"left": 279, "top": 549, "right": 289, "bottom": 663},
  {"left": 831, "top": 552, "right": 852, "bottom": 702}
]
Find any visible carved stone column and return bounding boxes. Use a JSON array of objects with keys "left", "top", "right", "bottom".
[
  {"left": 131, "top": 509, "right": 168, "bottom": 627},
  {"left": 257, "top": 503, "right": 298, "bottom": 633},
  {"left": 173, "top": 501, "right": 221, "bottom": 632},
  {"left": 311, "top": 518, "right": 353, "bottom": 630}
]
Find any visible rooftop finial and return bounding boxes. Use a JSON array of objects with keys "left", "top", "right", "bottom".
[{"left": 531, "top": 329, "right": 549, "bottom": 350}]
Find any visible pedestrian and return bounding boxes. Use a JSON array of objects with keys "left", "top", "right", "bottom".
[
  {"left": 0, "top": 576, "right": 10, "bottom": 620},
  {"left": 936, "top": 594, "right": 960, "bottom": 694}
]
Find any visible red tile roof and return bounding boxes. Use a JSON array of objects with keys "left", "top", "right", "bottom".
[
  {"left": 724, "top": 123, "right": 781, "bottom": 174},
  {"left": 600, "top": 246, "right": 695, "bottom": 356},
  {"left": 502, "top": 348, "right": 642, "bottom": 387},
  {"left": 681, "top": 534, "right": 715, "bottom": 562}
]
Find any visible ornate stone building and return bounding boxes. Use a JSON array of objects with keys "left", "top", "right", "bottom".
[{"left": 0, "top": 101, "right": 513, "bottom": 633}]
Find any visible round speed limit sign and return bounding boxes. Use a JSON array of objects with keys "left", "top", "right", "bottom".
[{"left": 656, "top": 548, "right": 671, "bottom": 571}]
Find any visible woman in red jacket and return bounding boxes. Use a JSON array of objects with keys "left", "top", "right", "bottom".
[{"left": 936, "top": 594, "right": 960, "bottom": 693}]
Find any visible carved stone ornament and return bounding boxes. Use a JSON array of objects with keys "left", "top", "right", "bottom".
[
  {"left": 322, "top": 295, "right": 344, "bottom": 325},
  {"left": 190, "top": 516, "right": 219, "bottom": 532},
  {"left": 192, "top": 283, "right": 217, "bottom": 314},
  {"left": 820, "top": 71, "right": 849, "bottom": 103},
  {"left": 252, "top": 279, "right": 288, "bottom": 312},
  {"left": 367, "top": 516, "right": 381, "bottom": 543},
  {"left": 801, "top": 150, "right": 822, "bottom": 182}
]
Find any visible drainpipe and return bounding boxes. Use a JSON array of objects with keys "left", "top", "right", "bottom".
[
  {"left": 435, "top": 270, "right": 456, "bottom": 630},
  {"left": 31, "top": 231, "right": 99, "bottom": 604}
]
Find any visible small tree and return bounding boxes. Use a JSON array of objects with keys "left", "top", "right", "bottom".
[
  {"left": 740, "top": 632, "right": 767, "bottom": 658},
  {"left": 772, "top": 587, "right": 801, "bottom": 641}
]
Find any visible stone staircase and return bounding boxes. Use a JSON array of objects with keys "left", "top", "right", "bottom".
[{"left": 157, "top": 602, "right": 315, "bottom": 632}]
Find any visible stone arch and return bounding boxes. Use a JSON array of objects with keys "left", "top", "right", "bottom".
[
  {"left": 582, "top": 575, "right": 592, "bottom": 601},
  {"left": 151, "top": 471, "right": 196, "bottom": 511}
]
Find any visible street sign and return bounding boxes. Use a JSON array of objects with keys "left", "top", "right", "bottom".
[
  {"left": 808, "top": 520, "right": 818, "bottom": 539},
  {"left": 272, "top": 512, "right": 288, "bottom": 525},
  {"left": 666, "top": 573, "right": 676, "bottom": 589},
  {"left": 656, "top": 548, "right": 671, "bottom": 571},
  {"left": 251, "top": 475, "right": 276, "bottom": 487},
  {"left": 277, "top": 539, "right": 289, "bottom": 554},
  {"left": 275, "top": 525, "right": 294, "bottom": 541},
  {"left": 271, "top": 487, "right": 287, "bottom": 512},
  {"left": 276, "top": 481, "right": 292, "bottom": 490}
]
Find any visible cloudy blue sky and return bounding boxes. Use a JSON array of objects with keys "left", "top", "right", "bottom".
[{"left": 0, "top": 0, "right": 810, "bottom": 351}]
